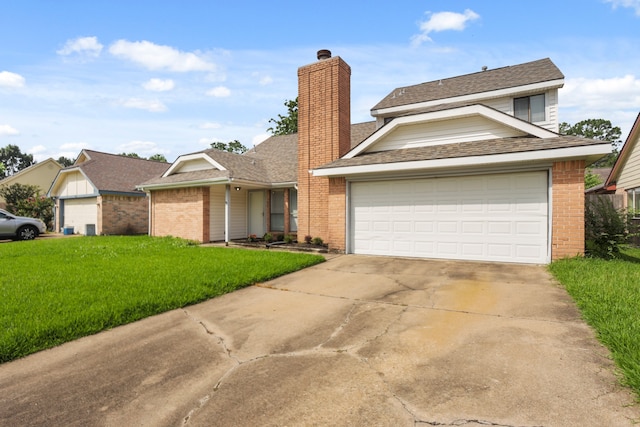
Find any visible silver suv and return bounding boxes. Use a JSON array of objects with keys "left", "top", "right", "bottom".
[{"left": 0, "top": 209, "right": 47, "bottom": 240}]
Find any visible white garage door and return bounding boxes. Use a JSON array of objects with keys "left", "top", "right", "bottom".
[
  {"left": 350, "top": 171, "right": 549, "bottom": 264},
  {"left": 63, "top": 198, "right": 98, "bottom": 233}
]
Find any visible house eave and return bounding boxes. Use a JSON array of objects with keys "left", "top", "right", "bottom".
[
  {"left": 312, "top": 144, "right": 610, "bottom": 178},
  {"left": 137, "top": 177, "right": 231, "bottom": 191}
]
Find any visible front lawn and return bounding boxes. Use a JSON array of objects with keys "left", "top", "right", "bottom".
[
  {"left": 549, "top": 248, "right": 640, "bottom": 399},
  {"left": 0, "top": 236, "right": 324, "bottom": 363}
]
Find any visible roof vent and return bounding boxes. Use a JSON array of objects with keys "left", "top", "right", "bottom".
[
  {"left": 482, "top": 65, "right": 488, "bottom": 71},
  {"left": 317, "top": 49, "right": 332, "bottom": 60}
]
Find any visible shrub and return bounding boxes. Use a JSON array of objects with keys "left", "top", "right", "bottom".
[
  {"left": 311, "top": 237, "right": 324, "bottom": 246},
  {"left": 585, "top": 196, "right": 636, "bottom": 259},
  {"left": 275, "top": 233, "right": 284, "bottom": 242},
  {"left": 284, "top": 234, "right": 294, "bottom": 244},
  {"left": 304, "top": 235, "right": 312, "bottom": 244},
  {"left": 263, "top": 232, "right": 273, "bottom": 243},
  {"left": 247, "top": 234, "right": 258, "bottom": 242}
]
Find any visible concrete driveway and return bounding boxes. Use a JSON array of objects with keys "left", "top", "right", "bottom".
[{"left": 1, "top": 255, "right": 638, "bottom": 426}]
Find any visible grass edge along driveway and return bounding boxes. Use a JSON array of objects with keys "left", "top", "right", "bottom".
[
  {"left": 0, "top": 236, "right": 324, "bottom": 363},
  {"left": 549, "top": 248, "right": 640, "bottom": 401}
]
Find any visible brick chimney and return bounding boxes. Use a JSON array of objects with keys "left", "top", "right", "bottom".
[{"left": 297, "top": 50, "right": 351, "bottom": 247}]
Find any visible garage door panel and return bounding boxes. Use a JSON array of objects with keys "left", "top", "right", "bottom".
[{"left": 350, "top": 171, "right": 549, "bottom": 264}]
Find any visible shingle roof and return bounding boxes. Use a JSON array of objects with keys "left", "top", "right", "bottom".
[
  {"left": 372, "top": 58, "right": 564, "bottom": 112},
  {"left": 316, "top": 136, "right": 606, "bottom": 170},
  {"left": 141, "top": 122, "right": 377, "bottom": 187},
  {"left": 72, "top": 150, "right": 170, "bottom": 193}
]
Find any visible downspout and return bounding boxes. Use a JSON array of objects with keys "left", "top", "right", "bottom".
[{"left": 225, "top": 184, "right": 230, "bottom": 246}]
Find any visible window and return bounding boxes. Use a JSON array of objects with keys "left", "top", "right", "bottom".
[
  {"left": 628, "top": 188, "right": 640, "bottom": 218},
  {"left": 514, "top": 94, "right": 545, "bottom": 122},
  {"left": 270, "top": 189, "right": 285, "bottom": 232}
]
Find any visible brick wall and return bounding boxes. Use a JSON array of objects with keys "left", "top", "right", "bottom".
[
  {"left": 552, "top": 160, "right": 586, "bottom": 259},
  {"left": 150, "top": 187, "right": 210, "bottom": 242},
  {"left": 99, "top": 194, "right": 149, "bottom": 235},
  {"left": 297, "top": 51, "right": 351, "bottom": 248},
  {"left": 327, "top": 177, "right": 347, "bottom": 250}
]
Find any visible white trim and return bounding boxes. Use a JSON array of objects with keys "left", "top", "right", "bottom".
[
  {"left": 162, "top": 153, "right": 227, "bottom": 178},
  {"left": 313, "top": 144, "right": 610, "bottom": 178},
  {"left": 137, "top": 177, "right": 230, "bottom": 191},
  {"left": 371, "top": 79, "right": 565, "bottom": 117},
  {"left": 346, "top": 105, "right": 557, "bottom": 159}
]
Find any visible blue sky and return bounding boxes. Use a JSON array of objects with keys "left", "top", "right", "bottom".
[{"left": 1, "top": 0, "right": 639, "bottom": 162}]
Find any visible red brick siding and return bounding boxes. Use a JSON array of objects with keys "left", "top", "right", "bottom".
[
  {"left": 98, "top": 195, "right": 149, "bottom": 235},
  {"left": 150, "top": 187, "right": 209, "bottom": 242},
  {"left": 552, "top": 160, "right": 586, "bottom": 259},
  {"left": 297, "top": 55, "right": 350, "bottom": 248},
  {"left": 327, "top": 177, "right": 347, "bottom": 250}
]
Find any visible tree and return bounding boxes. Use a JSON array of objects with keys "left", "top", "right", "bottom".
[
  {"left": 585, "top": 169, "right": 603, "bottom": 189},
  {"left": 559, "top": 119, "right": 622, "bottom": 167},
  {"left": 120, "top": 152, "right": 142, "bottom": 159},
  {"left": 0, "top": 183, "right": 38, "bottom": 213},
  {"left": 210, "top": 140, "right": 248, "bottom": 154},
  {"left": 148, "top": 154, "right": 168, "bottom": 162},
  {"left": 0, "top": 144, "right": 35, "bottom": 177},
  {"left": 56, "top": 156, "right": 74, "bottom": 167},
  {"left": 0, "top": 183, "right": 54, "bottom": 229},
  {"left": 267, "top": 97, "right": 298, "bottom": 135}
]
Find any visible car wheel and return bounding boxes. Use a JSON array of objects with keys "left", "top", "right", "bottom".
[{"left": 16, "top": 225, "right": 38, "bottom": 241}]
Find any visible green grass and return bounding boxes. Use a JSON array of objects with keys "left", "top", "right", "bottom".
[
  {"left": 549, "top": 248, "right": 640, "bottom": 399},
  {"left": 0, "top": 236, "right": 324, "bottom": 363}
]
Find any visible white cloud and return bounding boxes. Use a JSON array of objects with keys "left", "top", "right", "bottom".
[
  {"left": 0, "top": 124, "right": 19, "bottom": 136},
  {"left": 119, "top": 98, "right": 168, "bottom": 112},
  {"left": 109, "top": 40, "right": 215, "bottom": 72},
  {"left": 206, "top": 86, "right": 231, "bottom": 97},
  {"left": 60, "top": 142, "right": 89, "bottom": 151},
  {"left": 57, "top": 36, "right": 103, "bottom": 57},
  {"left": 200, "top": 122, "right": 221, "bottom": 129},
  {"left": 605, "top": 0, "right": 640, "bottom": 15},
  {"left": 143, "top": 78, "right": 175, "bottom": 92},
  {"left": 117, "top": 140, "right": 168, "bottom": 156},
  {"left": 252, "top": 72, "right": 273, "bottom": 86},
  {"left": 411, "top": 9, "right": 480, "bottom": 46},
  {"left": 29, "top": 145, "right": 47, "bottom": 154},
  {"left": 0, "top": 71, "right": 25, "bottom": 88},
  {"left": 563, "top": 75, "right": 640, "bottom": 109}
]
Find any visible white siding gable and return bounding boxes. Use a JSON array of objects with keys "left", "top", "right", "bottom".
[
  {"left": 54, "top": 170, "right": 96, "bottom": 197},
  {"left": 617, "top": 131, "right": 640, "bottom": 190},
  {"left": 367, "top": 115, "right": 528, "bottom": 153},
  {"left": 174, "top": 158, "right": 217, "bottom": 173}
]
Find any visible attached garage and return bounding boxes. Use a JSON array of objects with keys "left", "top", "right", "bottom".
[
  {"left": 62, "top": 198, "right": 98, "bottom": 233},
  {"left": 349, "top": 170, "right": 549, "bottom": 264}
]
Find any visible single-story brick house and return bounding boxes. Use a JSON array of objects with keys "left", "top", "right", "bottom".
[
  {"left": 48, "top": 150, "right": 169, "bottom": 235},
  {"left": 138, "top": 51, "right": 610, "bottom": 264}
]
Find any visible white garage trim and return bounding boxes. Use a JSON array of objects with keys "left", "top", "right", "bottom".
[{"left": 349, "top": 171, "right": 550, "bottom": 264}]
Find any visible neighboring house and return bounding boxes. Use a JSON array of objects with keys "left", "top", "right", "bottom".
[
  {"left": 48, "top": 150, "right": 169, "bottom": 235},
  {"left": 0, "top": 158, "right": 62, "bottom": 209},
  {"left": 138, "top": 52, "right": 610, "bottom": 264},
  {"left": 603, "top": 113, "right": 640, "bottom": 213}
]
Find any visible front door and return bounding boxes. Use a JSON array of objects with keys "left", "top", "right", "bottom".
[{"left": 248, "top": 190, "right": 265, "bottom": 237}]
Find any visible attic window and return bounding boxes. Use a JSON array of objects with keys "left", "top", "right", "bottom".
[{"left": 514, "top": 94, "right": 545, "bottom": 123}]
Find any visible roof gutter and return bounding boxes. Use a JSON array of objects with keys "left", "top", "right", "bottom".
[{"left": 312, "top": 143, "right": 610, "bottom": 178}]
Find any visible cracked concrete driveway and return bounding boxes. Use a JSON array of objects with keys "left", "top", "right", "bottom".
[{"left": 1, "top": 254, "right": 639, "bottom": 426}]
